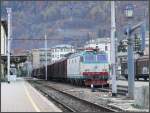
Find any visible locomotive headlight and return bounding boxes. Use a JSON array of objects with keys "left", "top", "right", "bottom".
[
  {"left": 94, "top": 66, "right": 98, "bottom": 69},
  {"left": 102, "top": 69, "right": 107, "bottom": 72},
  {"left": 85, "top": 69, "right": 90, "bottom": 72}
]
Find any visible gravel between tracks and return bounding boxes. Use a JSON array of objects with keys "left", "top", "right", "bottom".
[
  {"left": 28, "top": 80, "right": 149, "bottom": 112},
  {"left": 29, "top": 80, "right": 115, "bottom": 112}
]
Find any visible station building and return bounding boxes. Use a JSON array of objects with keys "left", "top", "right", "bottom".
[
  {"left": 31, "top": 48, "right": 51, "bottom": 69},
  {"left": 1, "top": 20, "right": 7, "bottom": 80}
]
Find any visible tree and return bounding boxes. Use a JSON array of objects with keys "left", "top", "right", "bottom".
[
  {"left": 134, "top": 34, "right": 141, "bottom": 51},
  {"left": 118, "top": 40, "right": 127, "bottom": 52}
]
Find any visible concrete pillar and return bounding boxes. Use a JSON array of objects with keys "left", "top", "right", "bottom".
[{"left": 134, "top": 85, "right": 149, "bottom": 109}]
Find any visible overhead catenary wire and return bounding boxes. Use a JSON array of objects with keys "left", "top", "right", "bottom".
[{"left": 10, "top": 38, "right": 87, "bottom": 42}]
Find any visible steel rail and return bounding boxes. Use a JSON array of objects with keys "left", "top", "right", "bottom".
[
  {"left": 29, "top": 81, "right": 76, "bottom": 112},
  {"left": 28, "top": 80, "right": 117, "bottom": 112}
]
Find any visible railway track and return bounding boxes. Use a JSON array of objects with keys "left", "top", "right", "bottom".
[
  {"left": 28, "top": 80, "right": 117, "bottom": 112},
  {"left": 28, "top": 80, "right": 75, "bottom": 112}
]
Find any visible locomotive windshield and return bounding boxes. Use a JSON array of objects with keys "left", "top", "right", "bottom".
[
  {"left": 84, "top": 54, "right": 96, "bottom": 63},
  {"left": 83, "top": 52, "right": 108, "bottom": 63},
  {"left": 97, "top": 54, "right": 108, "bottom": 63}
]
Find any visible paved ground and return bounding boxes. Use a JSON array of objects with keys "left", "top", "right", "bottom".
[{"left": 1, "top": 78, "right": 62, "bottom": 112}]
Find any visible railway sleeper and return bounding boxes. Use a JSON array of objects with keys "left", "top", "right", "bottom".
[{"left": 29, "top": 81, "right": 117, "bottom": 112}]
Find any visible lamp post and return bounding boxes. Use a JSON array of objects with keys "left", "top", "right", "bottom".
[
  {"left": 67, "top": 3, "right": 73, "bottom": 21},
  {"left": 45, "top": 34, "right": 47, "bottom": 80},
  {"left": 70, "top": 6, "right": 73, "bottom": 21},
  {"left": 111, "top": 1, "right": 117, "bottom": 96},
  {"left": 124, "top": 4, "right": 134, "bottom": 99},
  {"left": 67, "top": 2, "right": 76, "bottom": 21},
  {"left": 6, "top": 8, "right": 12, "bottom": 83}
]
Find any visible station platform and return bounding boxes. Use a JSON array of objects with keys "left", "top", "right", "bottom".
[
  {"left": 109, "top": 80, "right": 149, "bottom": 87},
  {"left": 1, "top": 78, "right": 62, "bottom": 112}
]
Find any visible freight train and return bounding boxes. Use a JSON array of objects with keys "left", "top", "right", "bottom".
[
  {"left": 121, "top": 55, "right": 149, "bottom": 80},
  {"left": 32, "top": 49, "right": 110, "bottom": 86}
]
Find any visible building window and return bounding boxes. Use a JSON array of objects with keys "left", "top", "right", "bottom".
[
  {"left": 96, "top": 46, "right": 98, "bottom": 49},
  {"left": 60, "top": 54, "right": 64, "bottom": 57},
  {"left": 105, "top": 46, "right": 108, "bottom": 51}
]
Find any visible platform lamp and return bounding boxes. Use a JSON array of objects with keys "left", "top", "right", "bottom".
[
  {"left": 124, "top": 4, "right": 134, "bottom": 18},
  {"left": 124, "top": 4, "right": 135, "bottom": 99},
  {"left": 6, "top": 8, "right": 12, "bottom": 83}
]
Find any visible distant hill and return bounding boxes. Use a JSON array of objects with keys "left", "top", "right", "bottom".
[{"left": 1, "top": 1, "right": 149, "bottom": 50}]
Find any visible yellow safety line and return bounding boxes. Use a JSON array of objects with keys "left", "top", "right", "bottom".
[{"left": 24, "top": 83, "right": 40, "bottom": 112}]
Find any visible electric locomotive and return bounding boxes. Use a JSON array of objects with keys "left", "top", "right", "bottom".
[{"left": 67, "top": 49, "right": 109, "bottom": 86}]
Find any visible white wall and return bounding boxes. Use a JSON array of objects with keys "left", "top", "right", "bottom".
[
  {"left": 67, "top": 56, "right": 81, "bottom": 78},
  {"left": 1, "top": 25, "right": 7, "bottom": 55},
  {"left": 32, "top": 50, "right": 40, "bottom": 69}
]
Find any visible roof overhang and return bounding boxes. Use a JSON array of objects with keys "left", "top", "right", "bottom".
[{"left": 1, "top": 55, "right": 27, "bottom": 64}]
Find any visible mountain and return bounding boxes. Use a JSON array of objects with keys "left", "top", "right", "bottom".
[{"left": 1, "top": 1, "right": 149, "bottom": 50}]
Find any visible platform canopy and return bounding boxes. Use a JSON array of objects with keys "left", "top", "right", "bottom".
[{"left": 1, "top": 55, "right": 27, "bottom": 64}]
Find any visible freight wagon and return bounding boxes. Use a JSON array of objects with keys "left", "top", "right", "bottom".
[
  {"left": 121, "top": 55, "right": 149, "bottom": 80},
  {"left": 47, "top": 58, "right": 67, "bottom": 81},
  {"left": 32, "top": 66, "right": 45, "bottom": 79}
]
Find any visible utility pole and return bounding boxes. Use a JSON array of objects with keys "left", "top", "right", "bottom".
[
  {"left": 27, "top": 61, "right": 29, "bottom": 77},
  {"left": 45, "top": 34, "right": 47, "bottom": 80},
  {"left": 125, "top": 22, "right": 143, "bottom": 99},
  {"left": 126, "top": 26, "right": 135, "bottom": 99},
  {"left": 6, "top": 8, "right": 12, "bottom": 83},
  {"left": 111, "top": 1, "right": 117, "bottom": 96}
]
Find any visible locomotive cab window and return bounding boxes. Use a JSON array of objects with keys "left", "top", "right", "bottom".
[
  {"left": 83, "top": 54, "right": 96, "bottom": 63},
  {"left": 96, "top": 54, "right": 108, "bottom": 63},
  {"left": 80, "top": 56, "right": 83, "bottom": 62},
  {"left": 82, "top": 51, "right": 108, "bottom": 63}
]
